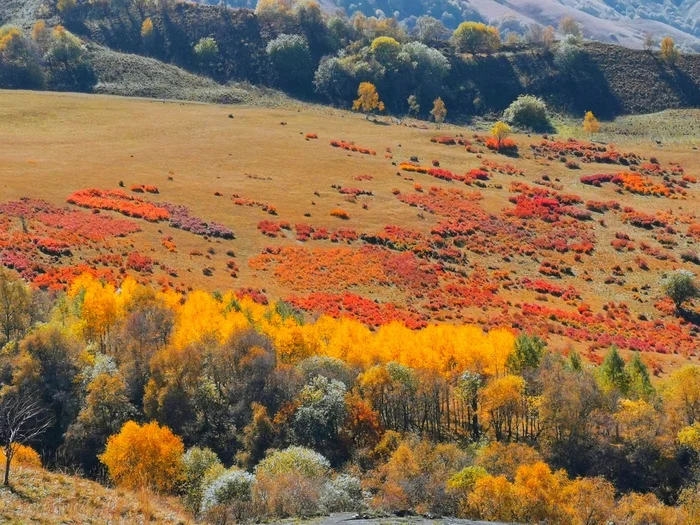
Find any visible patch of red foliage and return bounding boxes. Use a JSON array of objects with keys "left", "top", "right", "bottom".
[
  {"left": 289, "top": 292, "right": 426, "bottom": 329},
  {"left": 130, "top": 185, "right": 159, "bottom": 194},
  {"left": 67, "top": 189, "right": 170, "bottom": 222},
  {"left": 232, "top": 194, "right": 277, "bottom": 215},
  {"left": 330, "top": 140, "right": 376, "bottom": 155},
  {"left": 127, "top": 252, "right": 154, "bottom": 273},
  {"left": 485, "top": 137, "right": 518, "bottom": 154}
]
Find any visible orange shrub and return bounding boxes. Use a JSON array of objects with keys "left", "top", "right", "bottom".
[
  {"left": 0, "top": 444, "right": 42, "bottom": 469},
  {"left": 99, "top": 421, "right": 184, "bottom": 493}
]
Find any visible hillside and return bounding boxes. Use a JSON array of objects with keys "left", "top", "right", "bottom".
[
  {"left": 88, "top": 44, "right": 293, "bottom": 106},
  {"left": 61, "top": 1, "right": 700, "bottom": 119},
  {"left": 210, "top": 0, "right": 700, "bottom": 51},
  {"left": 1, "top": 90, "right": 698, "bottom": 369},
  {"left": 1, "top": 90, "right": 699, "bottom": 524},
  {"left": 0, "top": 466, "right": 192, "bottom": 524}
]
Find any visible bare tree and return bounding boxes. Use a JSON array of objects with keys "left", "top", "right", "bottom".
[{"left": 0, "top": 394, "right": 51, "bottom": 486}]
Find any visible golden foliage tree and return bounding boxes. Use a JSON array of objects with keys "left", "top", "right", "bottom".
[
  {"left": 660, "top": 37, "right": 679, "bottom": 65},
  {"left": 99, "top": 421, "right": 185, "bottom": 493},
  {"left": 431, "top": 97, "right": 447, "bottom": 127},
  {"left": 452, "top": 22, "right": 500, "bottom": 55},
  {"left": 141, "top": 18, "right": 154, "bottom": 40},
  {"left": 491, "top": 121, "right": 512, "bottom": 147},
  {"left": 583, "top": 111, "right": 600, "bottom": 133},
  {"left": 353, "top": 82, "right": 385, "bottom": 117},
  {"left": 371, "top": 36, "right": 401, "bottom": 64}
]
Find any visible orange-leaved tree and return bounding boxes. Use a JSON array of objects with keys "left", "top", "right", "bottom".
[
  {"left": 353, "top": 82, "right": 385, "bottom": 118},
  {"left": 99, "top": 420, "right": 185, "bottom": 493}
]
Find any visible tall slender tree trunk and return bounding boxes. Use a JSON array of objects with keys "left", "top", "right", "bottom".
[{"left": 3, "top": 446, "right": 11, "bottom": 486}]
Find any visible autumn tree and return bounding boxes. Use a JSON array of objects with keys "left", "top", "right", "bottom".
[
  {"left": 255, "top": 0, "right": 295, "bottom": 29},
  {"left": 660, "top": 36, "right": 679, "bottom": 65},
  {"left": 413, "top": 16, "right": 449, "bottom": 46},
  {"left": 371, "top": 36, "right": 401, "bottom": 65},
  {"left": 537, "top": 356, "right": 602, "bottom": 474},
  {"left": 236, "top": 402, "right": 275, "bottom": 469},
  {"left": 100, "top": 420, "right": 185, "bottom": 493},
  {"left": 43, "top": 25, "right": 96, "bottom": 91},
  {"left": 527, "top": 24, "right": 554, "bottom": 49},
  {"left": 479, "top": 375, "right": 525, "bottom": 441},
  {"left": 475, "top": 442, "right": 542, "bottom": 481},
  {"left": 583, "top": 111, "right": 600, "bottom": 133},
  {"left": 141, "top": 17, "right": 154, "bottom": 42},
  {"left": 490, "top": 121, "right": 512, "bottom": 149},
  {"left": 353, "top": 82, "right": 384, "bottom": 118},
  {"left": 559, "top": 17, "right": 583, "bottom": 41},
  {"left": 31, "top": 20, "right": 49, "bottom": 47},
  {"left": 451, "top": 22, "right": 500, "bottom": 55},
  {"left": 0, "top": 26, "right": 45, "bottom": 90},
  {"left": 0, "top": 394, "right": 51, "bottom": 485},
  {"left": 430, "top": 97, "right": 447, "bottom": 127},
  {"left": 663, "top": 365, "right": 700, "bottom": 428}
]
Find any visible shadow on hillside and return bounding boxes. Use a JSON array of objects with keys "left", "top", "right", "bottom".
[
  {"left": 558, "top": 54, "right": 623, "bottom": 119},
  {"left": 659, "top": 66, "right": 700, "bottom": 108},
  {"left": 679, "top": 308, "right": 700, "bottom": 327}
]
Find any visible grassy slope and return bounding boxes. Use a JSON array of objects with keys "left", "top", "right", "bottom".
[
  {"left": 88, "top": 44, "right": 293, "bottom": 107},
  {"left": 0, "top": 466, "right": 192, "bottom": 524},
  {"left": 0, "top": 90, "right": 698, "bottom": 370}
]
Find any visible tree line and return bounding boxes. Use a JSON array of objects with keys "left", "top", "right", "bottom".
[{"left": 0, "top": 270, "right": 698, "bottom": 523}]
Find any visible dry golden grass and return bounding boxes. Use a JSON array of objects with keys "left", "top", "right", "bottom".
[
  {"left": 0, "top": 466, "right": 192, "bottom": 524},
  {"left": 0, "top": 90, "right": 698, "bottom": 370}
]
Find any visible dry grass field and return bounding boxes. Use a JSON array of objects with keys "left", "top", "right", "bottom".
[{"left": 0, "top": 90, "right": 698, "bottom": 371}]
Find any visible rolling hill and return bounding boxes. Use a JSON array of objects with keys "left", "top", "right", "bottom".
[
  {"left": 208, "top": 0, "right": 700, "bottom": 51},
  {"left": 1, "top": 89, "right": 698, "bottom": 370}
]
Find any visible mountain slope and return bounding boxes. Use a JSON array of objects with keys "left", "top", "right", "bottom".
[{"left": 216, "top": 0, "right": 700, "bottom": 51}]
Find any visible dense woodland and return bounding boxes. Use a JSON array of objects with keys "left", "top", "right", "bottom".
[
  {"left": 1, "top": 0, "right": 699, "bottom": 119},
  {"left": 1, "top": 270, "right": 699, "bottom": 523}
]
